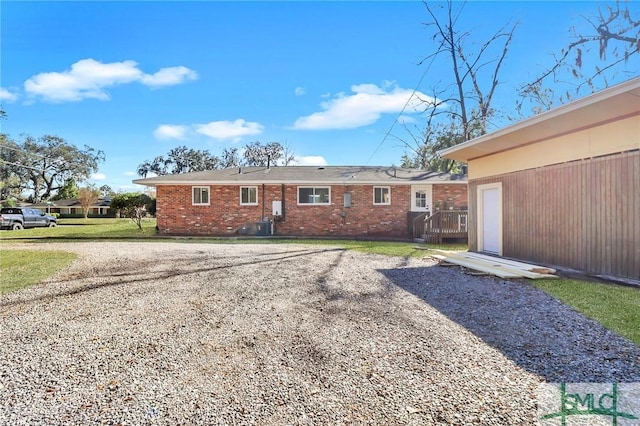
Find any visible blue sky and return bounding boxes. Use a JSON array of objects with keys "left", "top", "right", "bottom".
[{"left": 1, "top": 1, "right": 638, "bottom": 192}]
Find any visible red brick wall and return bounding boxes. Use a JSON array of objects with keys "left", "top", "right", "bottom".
[
  {"left": 156, "top": 183, "right": 467, "bottom": 238},
  {"left": 432, "top": 184, "right": 468, "bottom": 210}
]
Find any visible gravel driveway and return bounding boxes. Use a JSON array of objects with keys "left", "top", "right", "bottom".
[{"left": 1, "top": 242, "right": 638, "bottom": 425}]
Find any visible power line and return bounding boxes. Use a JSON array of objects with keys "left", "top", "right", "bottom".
[
  {"left": 0, "top": 159, "right": 46, "bottom": 172},
  {"left": 361, "top": 52, "right": 439, "bottom": 170},
  {"left": 0, "top": 142, "right": 51, "bottom": 160}
]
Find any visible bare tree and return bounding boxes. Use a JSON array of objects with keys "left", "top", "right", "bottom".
[
  {"left": 280, "top": 140, "right": 296, "bottom": 166},
  {"left": 401, "top": 0, "right": 516, "bottom": 171},
  {"left": 519, "top": 1, "right": 639, "bottom": 113},
  {"left": 77, "top": 186, "right": 100, "bottom": 219}
]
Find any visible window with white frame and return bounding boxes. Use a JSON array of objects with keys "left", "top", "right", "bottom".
[
  {"left": 373, "top": 186, "right": 391, "bottom": 205},
  {"left": 240, "top": 186, "right": 258, "bottom": 205},
  {"left": 192, "top": 186, "right": 210, "bottom": 205},
  {"left": 298, "top": 187, "right": 330, "bottom": 205}
]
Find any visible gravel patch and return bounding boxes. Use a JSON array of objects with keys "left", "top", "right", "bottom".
[{"left": 0, "top": 241, "right": 638, "bottom": 425}]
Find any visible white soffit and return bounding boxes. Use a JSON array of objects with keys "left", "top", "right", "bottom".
[{"left": 440, "top": 77, "right": 640, "bottom": 162}]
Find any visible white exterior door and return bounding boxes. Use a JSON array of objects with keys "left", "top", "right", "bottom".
[
  {"left": 477, "top": 183, "right": 502, "bottom": 255},
  {"left": 411, "top": 185, "right": 432, "bottom": 212}
]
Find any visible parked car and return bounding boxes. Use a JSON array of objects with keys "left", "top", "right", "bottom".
[{"left": 0, "top": 207, "right": 57, "bottom": 230}]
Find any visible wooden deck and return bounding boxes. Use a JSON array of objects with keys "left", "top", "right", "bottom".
[{"left": 413, "top": 210, "right": 468, "bottom": 244}]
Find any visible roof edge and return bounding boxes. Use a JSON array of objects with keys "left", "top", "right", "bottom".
[
  {"left": 133, "top": 179, "right": 468, "bottom": 186},
  {"left": 439, "top": 76, "right": 640, "bottom": 159}
]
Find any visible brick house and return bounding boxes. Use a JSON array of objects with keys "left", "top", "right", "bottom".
[
  {"left": 29, "top": 198, "right": 113, "bottom": 217},
  {"left": 133, "top": 166, "right": 468, "bottom": 239}
]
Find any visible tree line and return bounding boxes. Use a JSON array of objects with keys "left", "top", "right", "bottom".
[{"left": 136, "top": 141, "right": 295, "bottom": 178}]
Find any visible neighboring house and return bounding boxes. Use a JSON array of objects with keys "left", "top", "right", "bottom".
[
  {"left": 29, "top": 198, "right": 113, "bottom": 216},
  {"left": 440, "top": 77, "right": 640, "bottom": 282},
  {"left": 133, "top": 166, "right": 467, "bottom": 239}
]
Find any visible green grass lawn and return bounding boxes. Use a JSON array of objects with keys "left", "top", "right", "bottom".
[
  {"left": 532, "top": 279, "right": 640, "bottom": 345},
  {"left": 0, "top": 217, "right": 157, "bottom": 240},
  {"left": 0, "top": 217, "right": 467, "bottom": 257},
  {"left": 0, "top": 249, "right": 77, "bottom": 294}
]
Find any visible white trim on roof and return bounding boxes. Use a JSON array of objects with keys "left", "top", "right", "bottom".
[
  {"left": 136, "top": 179, "right": 468, "bottom": 186},
  {"left": 439, "top": 76, "right": 640, "bottom": 160}
]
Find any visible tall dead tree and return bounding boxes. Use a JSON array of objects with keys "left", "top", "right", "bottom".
[{"left": 401, "top": 0, "right": 516, "bottom": 172}]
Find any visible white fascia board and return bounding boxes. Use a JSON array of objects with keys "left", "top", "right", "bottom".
[
  {"left": 135, "top": 180, "right": 468, "bottom": 186},
  {"left": 439, "top": 76, "right": 640, "bottom": 158}
]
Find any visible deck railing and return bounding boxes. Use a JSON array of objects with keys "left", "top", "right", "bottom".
[
  {"left": 412, "top": 212, "right": 429, "bottom": 240},
  {"left": 414, "top": 210, "right": 468, "bottom": 244}
]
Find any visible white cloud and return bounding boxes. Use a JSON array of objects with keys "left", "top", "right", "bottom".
[
  {"left": 91, "top": 173, "right": 106, "bottom": 180},
  {"left": 24, "top": 58, "right": 198, "bottom": 102},
  {"left": 141, "top": 66, "right": 198, "bottom": 87},
  {"left": 292, "top": 83, "right": 437, "bottom": 130},
  {"left": 0, "top": 87, "right": 18, "bottom": 103},
  {"left": 293, "top": 156, "right": 328, "bottom": 166},
  {"left": 294, "top": 86, "right": 307, "bottom": 96},
  {"left": 154, "top": 124, "right": 189, "bottom": 140},
  {"left": 195, "top": 119, "right": 264, "bottom": 141}
]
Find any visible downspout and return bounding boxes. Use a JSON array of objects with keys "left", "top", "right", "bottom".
[
  {"left": 262, "top": 183, "right": 266, "bottom": 220},
  {"left": 281, "top": 183, "right": 285, "bottom": 220}
]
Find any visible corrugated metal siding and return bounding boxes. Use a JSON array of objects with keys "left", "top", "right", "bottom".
[{"left": 469, "top": 150, "right": 640, "bottom": 280}]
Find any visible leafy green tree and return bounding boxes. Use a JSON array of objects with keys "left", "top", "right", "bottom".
[
  {"left": 1, "top": 198, "right": 17, "bottom": 207},
  {"left": 400, "top": 120, "right": 481, "bottom": 172},
  {"left": 242, "top": 141, "right": 292, "bottom": 167},
  {"left": 220, "top": 147, "right": 241, "bottom": 168},
  {"left": 137, "top": 141, "right": 297, "bottom": 176},
  {"left": 0, "top": 134, "right": 104, "bottom": 202},
  {"left": 51, "top": 178, "right": 79, "bottom": 200},
  {"left": 110, "top": 192, "right": 154, "bottom": 229},
  {"left": 110, "top": 192, "right": 135, "bottom": 217},
  {"left": 0, "top": 134, "right": 28, "bottom": 200},
  {"left": 99, "top": 184, "right": 115, "bottom": 197},
  {"left": 137, "top": 146, "right": 220, "bottom": 177}
]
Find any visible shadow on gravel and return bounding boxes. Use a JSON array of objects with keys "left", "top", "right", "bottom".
[
  {"left": 0, "top": 247, "right": 346, "bottom": 308},
  {"left": 379, "top": 265, "right": 640, "bottom": 383}
]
